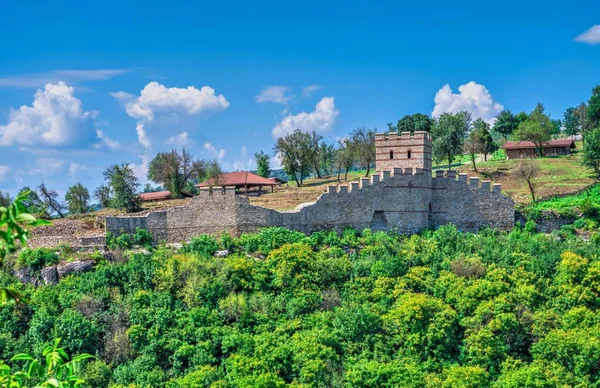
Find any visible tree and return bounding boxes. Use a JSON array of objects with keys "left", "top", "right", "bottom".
[
  {"left": 103, "top": 163, "right": 141, "bottom": 212},
  {"left": 464, "top": 119, "right": 493, "bottom": 172},
  {"left": 0, "top": 192, "right": 11, "bottom": 208},
  {"left": 319, "top": 142, "right": 335, "bottom": 177},
  {"left": 563, "top": 107, "right": 580, "bottom": 139},
  {"left": 307, "top": 131, "right": 323, "bottom": 179},
  {"left": 350, "top": 127, "right": 376, "bottom": 176},
  {"left": 432, "top": 112, "right": 471, "bottom": 169},
  {"left": 576, "top": 103, "right": 593, "bottom": 143},
  {"left": 389, "top": 113, "right": 433, "bottom": 133},
  {"left": 493, "top": 110, "right": 517, "bottom": 141},
  {"left": 588, "top": 85, "right": 600, "bottom": 129},
  {"left": 148, "top": 149, "right": 218, "bottom": 198},
  {"left": 38, "top": 183, "right": 66, "bottom": 218},
  {"left": 515, "top": 159, "right": 540, "bottom": 201},
  {"left": 515, "top": 120, "right": 551, "bottom": 157},
  {"left": 94, "top": 185, "right": 111, "bottom": 209},
  {"left": 17, "top": 187, "right": 47, "bottom": 217},
  {"left": 65, "top": 183, "right": 90, "bottom": 215},
  {"left": 335, "top": 139, "right": 354, "bottom": 182},
  {"left": 274, "top": 129, "right": 315, "bottom": 186},
  {"left": 582, "top": 128, "right": 600, "bottom": 181},
  {"left": 254, "top": 151, "right": 271, "bottom": 178}
]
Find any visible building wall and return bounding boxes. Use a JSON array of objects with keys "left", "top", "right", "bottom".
[{"left": 505, "top": 146, "right": 572, "bottom": 159}]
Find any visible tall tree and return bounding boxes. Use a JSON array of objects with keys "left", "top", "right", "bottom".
[
  {"left": 493, "top": 110, "right": 517, "bottom": 141},
  {"left": 515, "top": 159, "right": 540, "bottom": 202},
  {"left": 388, "top": 113, "right": 433, "bottom": 133},
  {"left": 563, "top": 107, "right": 581, "bottom": 139},
  {"left": 17, "top": 187, "right": 47, "bottom": 217},
  {"left": 94, "top": 185, "right": 111, "bottom": 209},
  {"left": 432, "top": 112, "right": 471, "bottom": 169},
  {"left": 576, "top": 103, "right": 593, "bottom": 143},
  {"left": 515, "top": 120, "right": 551, "bottom": 157},
  {"left": 463, "top": 132, "right": 481, "bottom": 172},
  {"left": 38, "top": 183, "right": 66, "bottom": 218},
  {"left": 0, "top": 192, "right": 11, "bottom": 208},
  {"left": 307, "top": 131, "right": 323, "bottom": 179},
  {"left": 530, "top": 103, "right": 554, "bottom": 135},
  {"left": 588, "top": 85, "right": 600, "bottom": 129},
  {"left": 463, "top": 119, "right": 496, "bottom": 171},
  {"left": 65, "top": 183, "right": 90, "bottom": 215},
  {"left": 103, "top": 163, "right": 141, "bottom": 212},
  {"left": 147, "top": 149, "right": 218, "bottom": 198},
  {"left": 319, "top": 142, "right": 336, "bottom": 177},
  {"left": 350, "top": 127, "right": 376, "bottom": 176},
  {"left": 254, "top": 151, "right": 271, "bottom": 178},
  {"left": 274, "top": 130, "right": 303, "bottom": 186},
  {"left": 582, "top": 128, "right": 600, "bottom": 181},
  {"left": 335, "top": 139, "right": 354, "bottom": 182}
]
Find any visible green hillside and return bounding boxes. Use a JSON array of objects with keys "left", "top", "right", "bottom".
[{"left": 1, "top": 226, "right": 599, "bottom": 386}]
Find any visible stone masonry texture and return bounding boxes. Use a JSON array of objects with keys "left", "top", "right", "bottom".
[{"left": 106, "top": 131, "right": 515, "bottom": 242}]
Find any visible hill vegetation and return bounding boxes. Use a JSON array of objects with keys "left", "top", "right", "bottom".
[{"left": 1, "top": 225, "right": 599, "bottom": 387}]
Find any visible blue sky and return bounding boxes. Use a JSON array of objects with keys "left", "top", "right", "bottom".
[{"left": 0, "top": 0, "right": 599, "bottom": 198}]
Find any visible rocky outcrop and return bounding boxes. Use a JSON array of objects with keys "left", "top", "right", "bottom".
[
  {"left": 41, "top": 266, "right": 58, "bottom": 285},
  {"left": 57, "top": 260, "right": 95, "bottom": 278}
]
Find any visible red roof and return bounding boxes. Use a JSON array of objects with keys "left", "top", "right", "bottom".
[
  {"left": 138, "top": 190, "right": 172, "bottom": 201},
  {"left": 196, "top": 171, "right": 277, "bottom": 187},
  {"left": 502, "top": 139, "right": 575, "bottom": 150}
]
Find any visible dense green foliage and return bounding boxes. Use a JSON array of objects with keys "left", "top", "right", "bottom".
[
  {"left": 105, "top": 228, "right": 154, "bottom": 250},
  {"left": 1, "top": 225, "right": 599, "bottom": 387},
  {"left": 525, "top": 184, "right": 600, "bottom": 219},
  {"left": 65, "top": 183, "right": 91, "bottom": 215},
  {"left": 103, "top": 163, "right": 141, "bottom": 213},
  {"left": 254, "top": 151, "right": 271, "bottom": 178}
]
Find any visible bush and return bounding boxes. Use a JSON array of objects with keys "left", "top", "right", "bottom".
[
  {"left": 106, "top": 228, "right": 153, "bottom": 250},
  {"left": 182, "top": 234, "right": 219, "bottom": 256},
  {"left": 17, "top": 248, "right": 59, "bottom": 271}
]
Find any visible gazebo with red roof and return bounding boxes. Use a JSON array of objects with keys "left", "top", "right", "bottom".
[
  {"left": 195, "top": 171, "right": 278, "bottom": 194},
  {"left": 501, "top": 139, "right": 576, "bottom": 159}
]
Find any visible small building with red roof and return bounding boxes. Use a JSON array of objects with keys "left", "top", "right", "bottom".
[
  {"left": 501, "top": 139, "right": 576, "bottom": 159},
  {"left": 138, "top": 190, "right": 172, "bottom": 202}
]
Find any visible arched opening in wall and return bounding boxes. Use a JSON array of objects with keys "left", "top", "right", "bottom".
[
  {"left": 407, "top": 150, "right": 412, "bottom": 159},
  {"left": 370, "top": 211, "right": 388, "bottom": 231},
  {"left": 389, "top": 150, "right": 394, "bottom": 159}
]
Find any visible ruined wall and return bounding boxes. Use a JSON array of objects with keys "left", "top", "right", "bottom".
[
  {"left": 375, "top": 131, "right": 432, "bottom": 172},
  {"left": 430, "top": 170, "right": 514, "bottom": 231}
]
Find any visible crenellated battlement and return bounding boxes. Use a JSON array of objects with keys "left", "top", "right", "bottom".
[{"left": 432, "top": 169, "right": 503, "bottom": 194}]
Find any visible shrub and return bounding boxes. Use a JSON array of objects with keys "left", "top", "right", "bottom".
[
  {"left": 16, "top": 248, "right": 59, "bottom": 271},
  {"left": 182, "top": 234, "right": 219, "bottom": 256},
  {"left": 106, "top": 228, "right": 153, "bottom": 250}
]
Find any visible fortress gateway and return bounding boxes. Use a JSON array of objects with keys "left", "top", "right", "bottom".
[{"left": 106, "top": 131, "right": 515, "bottom": 242}]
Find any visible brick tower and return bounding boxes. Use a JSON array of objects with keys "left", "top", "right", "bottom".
[{"left": 375, "top": 131, "right": 432, "bottom": 172}]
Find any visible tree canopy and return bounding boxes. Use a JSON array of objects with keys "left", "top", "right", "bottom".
[
  {"left": 432, "top": 112, "right": 470, "bottom": 169},
  {"left": 65, "top": 183, "right": 90, "bottom": 215},
  {"left": 103, "top": 163, "right": 141, "bottom": 212}
]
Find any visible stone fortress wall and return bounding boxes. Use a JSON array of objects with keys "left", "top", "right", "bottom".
[{"left": 106, "top": 131, "right": 515, "bottom": 242}]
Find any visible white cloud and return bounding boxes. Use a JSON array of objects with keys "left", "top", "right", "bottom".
[
  {"left": 0, "top": 69, "right": 131, "bottom": 88},
  {"left": 203, "top": 142, "right": 226, "bottom": 160},
  {"left": 113, "top": 82, "right": 230, "bottom": 148},
  {"left": 302, "top": 85, "right": 322, "bottom": 97},
  {"left": 165, "top": 131, "right": 194, "bottom": 147},
  {"left": 29, "top": 157, "right": 65, "bottom": 176},
  {"left": 0, "top": 166, "right": 10, "bottom": 182},
  {"left": 68, "top": 162, "right": 87, "bottom": 178},
  {"left": 95, "top": 129, "right": 121, "bottom": 151},
  {"left": 256, "top": 86, "right": 292, "bottom": 105},
  {"left": 574, "top": 25, "right": 600, "bottom": 45},
  {"left": 432, "top": 81, "right": 504, "bottom": 125},
  {"left": 0, "top": 82, "right": 97, "bottom": 147},
  {"left": 232, "top": 146, "right": 256, "bottom": 171},
  {"left": 130, "top": 154, "right": 150, "bottom": 184},
  {"left": 272, "top": 97, "right": 339, "bottom": 137},
  {"left": 270, "top": 153, "right": 283, "bottom": 170}
]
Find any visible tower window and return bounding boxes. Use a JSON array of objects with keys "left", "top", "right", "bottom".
[
  {"left": 389, "top": 150, "right": 394, "bottom": 159},
  {"left": 407, "top": 150, "right": 412, "bottom": 159}
]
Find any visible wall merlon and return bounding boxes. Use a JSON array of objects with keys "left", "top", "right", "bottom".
[
  {"left": 493, "top": 184, "right": 502, "bottom": 194},
  {"left": 469, "top": 177, "right": 480, "bottom": 187},
  {"left": 413, "top": 167, "right": 423, "bottom": 175},
  {"left": 393, "top": 167, "right": 404, "bottom": 176},
  {"left": 435, "top": 170, "right": 445, "bottom": 178},
  {"left": 382, "top": 170, "right": 391, "bottom": 181},
  {"left": 360, "top": 177, "right": 370, "bottom": 189},
  {"left": 458, "top": 173, "right": 468, "bottom": 183},
  {"left": 327, "top": 185, "right": 337, "bottom": 193},
  {"left": 481, "top": 181, "right": 491, "bottom": 191},
  {"left": 371, "top": 174, "right": 381, "bottom": 184},
  {"left": 349, "top": 182, "right": 359, "bottom": 192},
  {"left": 447, "top": 170, "right": 457, "bottom": 179},
  {"left": 338, "top": 185, "right": 349, "bottom": 193}
]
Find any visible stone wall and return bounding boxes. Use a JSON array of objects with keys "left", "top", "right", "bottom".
[{"left": 106, "top": 167, "right": 515, "bottom": 242}]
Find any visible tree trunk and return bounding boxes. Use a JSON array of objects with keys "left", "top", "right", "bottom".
[
  {"left": 471, "top": 154, "right": 477, "bottom": 172},
  {"left": 344, "top": 168, "right": 349, "bottom": 181},
  {"left": 313, "top": 161, "right": 321, "bottom": 179},
  {"left": 484, "top": 153, "right": 488, "bottom": 161},
  {"left": 448, "top": 155, "right": 453, "bottom": 171},
  {"left": 365, "top": 165, "right": 370, "bottom": 177},
  {"left": 527, "top": 180, "right": 536, "bottom": 202},
  {"left": 337, "top": 169, "right": 341, "bottom": 183}
]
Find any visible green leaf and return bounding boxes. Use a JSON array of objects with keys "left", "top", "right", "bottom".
[{"left": 16, "top": 213, "right": 36, "bottom": 223}]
